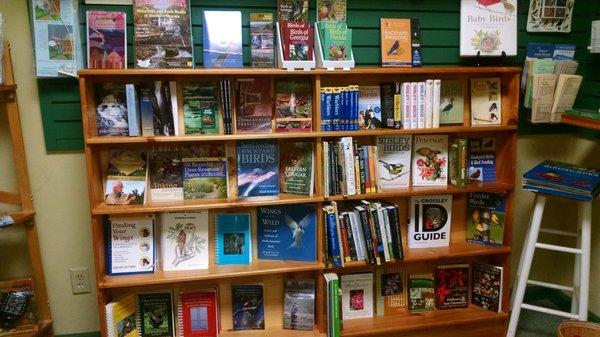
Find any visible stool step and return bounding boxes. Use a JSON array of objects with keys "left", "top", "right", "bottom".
[
  {"left": 527, "top": 279, "right": 574, "bottom": 292},
  {"left": 521, "top": 303, "right": 580, "bottom": 319},
  {"left": 535, "top": 242, "right": 582, "bottom": 254},
  {"left": 539, "top": 228, "right": 578, "bottom": 237}
]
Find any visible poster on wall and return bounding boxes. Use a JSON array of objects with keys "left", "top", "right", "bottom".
[
  {"left": 527, "top": 0, "right": 574, "bottom": 33},
  {"left": 30, "top": 0, "right": 83, "bottom": 77},
  {"left": 459, "top": 0, "right": 518, "bottom": 57}
]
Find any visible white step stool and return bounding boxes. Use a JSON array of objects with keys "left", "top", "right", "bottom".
[{"left": 507, "top": 194, "right": 592, "bottom": 337}]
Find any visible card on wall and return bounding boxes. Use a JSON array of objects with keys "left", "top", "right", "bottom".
[{"left": 527, "top": 0, "right": 574, "bottom": 33}]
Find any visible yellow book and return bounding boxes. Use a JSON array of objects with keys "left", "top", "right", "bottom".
[{"left": 105, "top": 293, "right": 138, "bottom": 337}]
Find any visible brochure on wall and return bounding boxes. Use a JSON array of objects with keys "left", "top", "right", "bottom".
[{"left": 30, "top": 0, "right": 83, "bottom": 78}]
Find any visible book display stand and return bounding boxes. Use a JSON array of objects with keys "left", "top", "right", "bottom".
[
  {"left": 314, "top": 23, "right": 355, "bottom": 71},
  {"left": 276, "top": 22, "right": 316, "bottom": 71}
]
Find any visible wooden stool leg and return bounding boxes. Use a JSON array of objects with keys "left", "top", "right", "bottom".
[
  {"left": 507, "top": 194, "right": 546, "bottom": 337},
  {"left": 577, "top": 201, "right": 592, "bottom": 321},
  {"left": 571, "top": 204, "right": 582, "bottom": 315}
]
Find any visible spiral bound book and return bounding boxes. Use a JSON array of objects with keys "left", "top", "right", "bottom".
[
  {"left": 215, "top": 213, "right": 252, "bottom": 265},
  {"left": 105, "top": 214, "right": 155, "bottom": 275},
  {"left": 136, "top": 292, "right": 175, "bottom": 337},
  {"left": 176, "top": 287, "right": 218, "bottom": 337}
]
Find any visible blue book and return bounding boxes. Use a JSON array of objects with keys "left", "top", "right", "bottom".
[
  {"left": 105, "top": 215, "right": 155, "bottom": 275},
  {"left": 352, "top": 86, "right": 359, "bottom": 130},
  {"left": 523, "top": 161, "right": 600, "bottom": 201},
  {"left": 202, "top": 11, "right": 243, "bottom": 68},
  {"left": 332, "top": 88, "right": 341, "bottom": 131},
  {"left": 257, "top": 204, "right": 316, "bottom": 262},
  {"left": 322, "top": 88, "right": 333, "bottom": 131},
  {"left": 215, "top": 213, "right": 252, "bottom": 265},
  {"left": 237, "top": 140, "right": 279, "bottom": 199},
  {"left": 321, "top": 89, "right": 327, "bottom": 131},
  {"left": 323, "top": 205, "right": 342, "bottom": 267},
  {"left": 125, "top": 84, "right": 141, "bottom": 136},
  {"left": 468, "top": 138, "right": 496, "bottom": 182}
]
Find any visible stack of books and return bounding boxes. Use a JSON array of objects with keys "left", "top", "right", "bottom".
[{"left": 523, "top": 160, "right": 600, "bottom": 201}]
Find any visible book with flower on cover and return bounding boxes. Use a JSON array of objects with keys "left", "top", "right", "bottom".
[
  {"left": 340, "top": 273, "right": 373, "bottom": 320},
  {"left": 459, "top": 0, "right": 517, "bottom": 57},
  {"left": 411, "top": 135, "right": 448, "bottom": 187},
  {"left": 435, "top": 263, "right": 469, "bottom": 309}
]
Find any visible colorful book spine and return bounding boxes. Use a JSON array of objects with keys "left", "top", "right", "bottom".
[
  {"left": 402, "top": 82, "right": 411, "bottom": 129},
  {"left": 324, "top": 205, "right": 342, "bottom": 267},
  {"left": 417, "top": 81, "right": 425, "bottom": 129}
]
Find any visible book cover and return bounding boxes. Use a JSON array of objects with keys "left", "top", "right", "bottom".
[
  {"left": 467, "top": 192, "right": 506, "bottom": 246},
  {"left": 317, "top": 0, "right": 347, "bottom": 22},
  {"left": 237, "top": 140, "right": 279, "bottom": 199},
  {"left": 202, "top": 11, "right": 243, "bottom": 68},
  {"left": 250, "top": 13, "right": 275, "bottom": 68},
  {"left": 215, "top": 213, "right": 252, "bottom": 265},
  {"left": 472, "top": 262, "right": 503, "bottom": 313},
  {"left": 182, "top": 155, "right": 228, "bottom": 200},
  {"left": 320, "top": 22, "right": 352, "bottom": 61},
  {"left": 105, "top": 149, "right": 148, "bottom": 205},
  {"left": 411, "top": 135, "right": 448, "bottom": 187},
  {"left": 87, "top": 11, "right": 126, "bottom": 69},
  {"left": 278, "top": 0, "right": 309, "bottom": 22},
  {"left": 523, "top": 160, "right": 600, "bottom": 199},
  {"left": 439, "top": 80, "right": 465, "bottom": 124},
  {"left": 149, "top": 147, "right": 183, "bottom": 202},
  {"left": 159, "top": 211, "right": 209, "bottom": 271},
  {"left": 358, "top": 86, "right": 382, "bottom": 129},
  {"left": 281, "top": 21, "right": 314, "bottom": 61},
  {"left": 236, "top": 78, "right": 274, "bottom": 133},
  {"left": 279, "top": 142, "right": 314, "bottom": 195},
  {"left": 137, "top": 292, "right": 175, "bottom": 337},
  {"left": 340, "top": 273, "right": 374, "bottom": 320},
  {"left": 408, "top": 195, "right": 452, "bottom": 248},
  {"left": 375, "top": 267, "right": 405, "bottom": 316},
  {"left": 138, "top": 81, "right": 176, "bottom": 136},
  {"left": 0, "top": 279, "right": 37, "bottom": 336},
  {"left": 232, "top": 285, "right": 265, "bottom": 330},
  {"left": 133, "top": 0, "right": 193, "bottom": 68},
  {"left": 105, "top": 214, "right": 155, "bottom": 275},
  {"left": 379, "top": 82, "right": 401, "bottom": 128},
  {"left": 377, "top": 135, "right": 412, "bottom": 190},
  {"left": 275, "top": 79, "right": 312, "bottom": 132},
  {"left": 380, "top": 19, "right": 412, "bottom": 67},
  {"left": 449, "top": 138, "right": 468, "bottom": 188},
  {"left": 106, "top": 293, "right": 138, "bottom": 337},
  {"left": 283, "top": 279, "right": 315, "bottom": 331},
  {"left": 471, "top": 78, "right": 502, "bottom": 125},
  {"left": 94, "top": 82, "right": 129, "bottom": 136},
  {"left": 182, "top": 82, "right": 220, "bottom": 135},
  {"left": 257, "top": 204, "right": 316, "bottom": 262},
  {"left": 408, "top": 274, "right": 434, "bottom": 312},
  {"left": 126, "top": 84, "right": 141, "bottom": 136},
  {"left": 468, "top": 137, "right": 496, "bottom": 182},
  {"left": 435, "top": 264, "right": 469, "bottom": 309},
  {"left": 177, "top": 288, "right": 218, "bottom": 337},
  {"left": 460, "top": 0, "right": 517, "bottom": 56}
]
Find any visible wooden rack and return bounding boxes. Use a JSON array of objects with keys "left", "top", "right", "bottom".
[{"left": 79, "top": 66, "right": 519, "bottom": 337}]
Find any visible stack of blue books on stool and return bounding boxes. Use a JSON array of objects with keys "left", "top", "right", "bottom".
[{"left": 523, "top": 160, "right": 600, "bottom": 201}]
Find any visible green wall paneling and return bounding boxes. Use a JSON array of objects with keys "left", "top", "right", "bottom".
[{"left": 36, "top": 0, "right": 598, "bottom": 150}]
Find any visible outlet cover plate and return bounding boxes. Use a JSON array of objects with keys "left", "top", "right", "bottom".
[{"left": 69, "top": 267, "right": 91, "bottom": 295}]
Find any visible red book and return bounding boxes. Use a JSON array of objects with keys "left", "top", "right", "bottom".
[
  {"left": 177, "top": 288, "right": 219, "bottom": 337},
  {"left": 280, "top": 21, "right": 313, "bottom": 61},
  {"left": 338, "top": 214, "right": 352, "bottom": 263}
]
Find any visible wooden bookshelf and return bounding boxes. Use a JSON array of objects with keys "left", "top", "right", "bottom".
[
  {"left": 561, "top": 114, "right": 600, "bottom": 131},
  {"left": 79, "top": 66, "right": 519, "bottom": 337}
]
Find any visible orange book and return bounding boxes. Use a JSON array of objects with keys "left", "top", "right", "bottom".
[{"left": 380, "top": 18, "right": 412, "bottom": 67}]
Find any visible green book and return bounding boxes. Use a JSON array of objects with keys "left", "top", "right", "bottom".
[
  {"left": 524, "top": 59, "right": 555, "bottom": 109},
  {"left": 408, "top": 274, "right": 434, "bottom": 312},
  {"left": 449, "top": 138, "right": 468, "bottom": 188},
  {"left": 332, "top": 276, "right": 341, "bottom": 337},
  {"left": 183, "top": 82, "right": 220, "bottom": 135},
  {"left": 439, "top": 80, "right": 465, "bottom": 124},
  {"left": 136, "top": 292, "right": 174, "bottom": 337},
  {"left": 319, "top": 22, "right": 352, "bottom": 61},
  {"left": 279, "top": 142, "right": 314, "bottom": 195}
]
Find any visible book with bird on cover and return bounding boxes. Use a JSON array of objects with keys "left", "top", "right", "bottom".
[
  {"left": 283, "top": 279, "right": 315, "bottom": 331},
  {"left": 136, "top": 292, "right": 175, "bottom": 337},
  {"left": 409, "top": 195, "right": 452, "bottom": 248},
  {"left": 237, "top": 140, "right": 279, "bottom": 200},
  {"left": 232, "top": 285, "right": 265, "bottom": 330},
  {"left": 466, "top": 192, "right": 506, "bottom": 246},
  {"left": 278, "top": 0, "right": 309, "bottom": 22},
  {"left": 316, "top": 0, "right": 347, "bottom": 22},
  {"left": 105, "top": 214, "right": 155, "bottom": 275},
  {"left": 411, "top": 135, "right": 448, "bottom": 187},
  {"left": 376, "top": 135, "right": 412, "bottom": 190},
  {"left": 471, "top": 77, "right": 502, "bottom": 125},
  {"left": 460, "top": 0, "right": 517, "bottom": 57},
  {"left": 439, "top": 80, "right": 465, "bottom": 124},
  {"left": 159, "top": 211, "right": 209, "bottom": 271},
  {"left": 275, "top": 79, "right": 312, "bottom": 132},
  {"left": 468, "top": 137, "right": 496, "bottom": 182},
  {"left": 358, "top": 86, "right": 382, "bottom": 129},
  {"left": 279, "top": 142, "right": 314, "bottom": 195},
  {"left": 380, "top": 19, "right": 412, "bottom": 67}
]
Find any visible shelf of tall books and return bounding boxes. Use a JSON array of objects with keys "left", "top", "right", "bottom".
[{"left": 79, "top": 66, "right": 518, "bottom": 337}]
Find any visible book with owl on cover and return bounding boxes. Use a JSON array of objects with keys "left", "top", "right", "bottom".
[
  {"left": 471, "top": 77, "right": 502, "bottom": 125},
  {"left": 460, "top": 0, "right": 517, "bottom": 57},
  {"left": 105, "top": 149, "right": 148, "bottom": 205},
  {"left": 137, "top": 292, "right": 175, "bottom": 337},
  {"left": 160, "top": 211, "right": 209, "bottom": 271},
  {"left": 411, "top": 135, "right": 448, "bottom": 187}
]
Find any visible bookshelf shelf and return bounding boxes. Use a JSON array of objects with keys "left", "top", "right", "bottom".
[
  {"left": 11, "top": 319, "right": 53, "bottom": 337},
  {"left": 6, "top": 210, "right": 36, "bottom": 226},
  {"left": 0, "top": 84, "right": 17, "bottom": 91},
  {"left": 219, "top": 329, "right": 324, "bottom": 337},
  {"left": 561, "top": 114, "right": 600, "bottom": 131}
]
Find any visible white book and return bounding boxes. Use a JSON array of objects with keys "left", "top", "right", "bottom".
[
  {"left": 550, "top": 74, "right": 583, "bottom": 123},
  {"left": 531, "top": 74, "right": 557, "bottom": 124},
  {"left": 432, "top": 79, "right": 441, "bottom": 128},
  {"left": 349, "top": 211, "right": 366, "bottom": 261},
  {"left": 169, "top": 81, "right": 179, "bottom": 136},
  {"left": 382, "top": 207, "right": 394, "bottom": 260},
  {"left": 341, "top": 137, "right": 357, "bottom": 196},
  {"left": 341, "top": 273, "right": 374, "bottom": 319},
  {"left": 417, "top": 82, "right": 426, "bottom": 128},
  {"left": 408, "top": 195, "right": 452, "bottom": 248},
  {"left": 107, "top": 214, "right": 155, "bottom": 275},
  {"left": 323, "top": 141, "right": 330, "bottom": 198},
  {"left": 160, "top": 211, "right": 209, "bottom": 271},
  {"left": 411, "top": 134, "right": 448, "bottom": 187},
  {"left": 125, "top": 84, "right": 141, "bottom": 136},
  {"left": 376, "top": 135, "right": 412, "bottom": 190},
  {"left": 471, "top": 77, "right": 502, "bottom": 125},
  {"left": 402, "top": 82, "right": 411, "bottom": 129},
  {"left": 424, "top": 80, "right": 433, "bottom": 128},
  {"left": 410, "top": 82, "right": 418, "bottom": 129},
  {"left": 460, "top": 0, "right": 517, "bottom": 56}
]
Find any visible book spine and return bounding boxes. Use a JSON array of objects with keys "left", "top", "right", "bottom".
[
  {"left": 380, "top": 83, "right": 395, "bottom": 128},
  {"left": 393, "top": 82, "right": 402, "bottom": 128},
  {"left": 382, "top": 208, "right": 394, "bottom": 260},
  {"left": 357, "top": 147, "right": 366, "bottom": 194},
  {"left": 139, "top": 88, "right": 155, "bottom": 136},
  {"left": 457, "top": 138, "right": 468, "bottom": 188},
  {"left": 417, "top": 81, "right": 426, "bottom": 129},
  {"left": 433, "top": 79, "right": 441, "bottom": 128},
  {"left": 169, "top": 81, "right": 179, "bottom": 136},
  {"left": 351, "top": 85, "right": 359, "bottom": 131},
  {"left": 335, "top": 142, "right": 345, "bottom": 195},
  {"left": 449, "top": 141, "right": 458, "bottom": 186},
  {"left": 425, "top": 79, "right": 433, "bottom": 129},
  {"left": 339, "top": 213, "right": 352, "bottom": 263},
  {"left": 332, "top": 202, "right": 345, "bottom": 267},
  {"left": 356, "top": 208, "right": 376, "bottom": 265},
  {"left": 125, "top": 84, "right": 141, "bottom": 137},
  {"left": 332, "top": 142, "right": 340, "bottom": 195},
  {"left": 367, "top": 146, "right": 376, "bottom": 193},
  {"left": 410, "top": 82, "right": 418, "bottom": 129},
  {"left": 376, "top": 206, "right": 391, "bottom": 262},
  {"left": 324, "top": 207, "right": 343, "bottom": 267},
  {"left": 372, "top": 146, "right": 382, "bottom": 193},
  {"left": 332, "top": 277, "right": 341, "bottom": 337},
  {"left": 402, "top": 82, "right": 411, "bottom": 129},
  {"left": 343, "top": 213, "right": 358, "bottom": 261},
  {"left": 323, "top": 141, "right": 330, "bottom": 198},
  {"left": 332, "top": 87, "right": 341, "bottom": 131},
  {"left": 362, "top": 145, "right": 371, "bottom": 194},
  {"left": 341, "top": 87, "right": 349, "bottom": 131},
  {"left": 177, "top": 292, "right": 184, "bottom": 337},
  {"left": 321, "top": 88, "right": 329, "bottom": 131},
  {"left": 341, "top": 137, "right": 356, "bottom": 196},
  {"left": 368, "top": 204, "right": 385, "bottom": 262},
  {"left": 349, "top": 212, "right": 365, "bottom": 261},
  {"left": 388, "top": 205, "right": 404, "bottom": 260},
  {"left": 353, "top": 141, "right": 361, "bottom": 194}
]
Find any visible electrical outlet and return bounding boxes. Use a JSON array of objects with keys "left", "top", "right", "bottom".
[{"left": 69, "top": 267, "right": 91, "bottom": 295}]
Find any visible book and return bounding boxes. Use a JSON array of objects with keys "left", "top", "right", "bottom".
[
  {"left": 340, "top": 273, "right": 374, "bottom": 320},
  {"left": 275, "top": 79, "right": 312, "bottom": 132},
  {"left": 279, "top": 142, "right": 314, "bottom": 195},
  {"left": 410, "top": 82, "right": 418, "bottom": 129},
  {"left": 283, "top": 279, "right": 315, "bottom": 330},
  {"left": 236, "top": 78, "right": 274, "bottom": 133},
  {"left": 358, "top": 86, "right": 382, "bottom": 129},
  {"left": 435, "top": 264, "right": 469, "bottom": 309},
  {"left": 176, "top": 288, "right": 218, "bottom": 337},
  {"left": 401, "top": 83, "right": 411, "bottom": 129},
  {"left": 138, "top": 81, "right": 176, "bottom": 136},
  {"left": 424, "top": 80, "right": 433, "bottom": 128},
  {"left": 202, "top": 11, "right": 243, "bottom": 68},
  {"left": 380, "top": 19, "right": 412, "bottom": 67},
  {"left": 411, "top": 134, "right": 448, "bottom": 187},
  {"left": 471, "top": 78, "right": 501, "bottom": 125},
  {"left": 468, "top": 137, "right": 496, "bottom": 182},
  {"left": 0, "top": 279, "right": 37, "bottom": 336},
  {"left": 257, "top": 204, "right": 316, "bottom": 262},
  {"left": 281, "top": 21, "right": 314, "bottom": 61},
  {"left": 530, "top": 74, "right": 557, "bottom": 123},
  {"left": 408, "top": 274, "right": 434, "bottom": 312},
  {"left": 524, "top": 59, "right": 556, "bottom": 109},
  {"left": 182, "top": 82, "right": 220, "bottom": 135},
  {"left": 448, "top": 138, "right": 468, "bottom": 188},
  {"left": 250, "top": 13, "right": 275, "bottom": 68},
  {"left": 375, "top": 267, "right": 405, "bottom": 316},
  {"left": 317, "top": 0, "right": 346, "bottom": 22},
  {"left": 182, "top": 146, "right": 228, "bottom": 200},
  {"left": 439, "top": 80, "right": 465, "bottom": 124},
  {"left": 87, "top": 11, "right": 126, "bottom": 69},
  {"left": 411, "top": 19, "right": 422, "bottom": 67},
  {"left": 237, "top": 140, "right": 279, "bottom": 199},
  {"left": 215, "top": 213, "right": 252, "bottom": 265},
  {"left": 105, "top": 214, "right": 155, "bottom": 275},
  {"left": 232, "top": 285, "right": 265, "bottom": 330},
  {"left": 417, "top": 81, "right": 426, "bottom": 128},
  {"left": 105, "top": 293, "right": 138, "bottom": 337},
  {"left": 159, "top": 211, "right": 209, "bottom": 271},
  {"left": 323, "top": 273, "right": 341, "bottom": 337},
  {"left": 105, "top": 149, "right": 148, "bottom": 205},
  {"left": 278, "top": 0, "right": 309, "bottom": 22},
  {"left": 432, "top": 79, "right": 441, "bottom": 127},
  {"left": 323, "top": 203, "right": 343, "bottom": 267},
  {"left": 522, "top": 160, "right": 600, "bottom": 201},
  {"left": 137, "top": 292, "right": 175, "bottom": 337},
  {"left": 472, "top": 262, "right": 503, "bottom": 313},
  {"left": 460, "top": 0, "right": 517, "bottom": 56},
  {"left": 408, "top": 195, "right": 452, "bottom": 248},
  {"left": 126, "top": 84, "right": 141, "bottom": 136},
  {"left": 550, "top": 74, "right": 583, "bottom": 123},
  {"left": 133, "top": 0, "right": 193, "bottom": 68},
  {"left": 94, "top": 82, "right": 129, "bottom": 136},
  {"left": 379, "top": 82, "right": 401, "bottom": 129},
  {"left": 319, "top": 21, "right": 353, "bottom": 61},
  {"left": 376, "top": 135, "right": 412, "bottom": 190},
  {"left": 149, "top": 147, "right": 183, "bottom": 202},
  {"left": 467, "top": 192, "right": 506, "bottom": 246}
]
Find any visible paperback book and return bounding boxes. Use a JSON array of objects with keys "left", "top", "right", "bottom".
[
  {"left": 94, "top": 82, "right": 129, "bottom": 136},
  {"left": 358, "top": 86, "right": 382, "bottom": 129},
  {"left": 434, "top": 263, "right": 469, "bottom": 309},
  {"left": 105, "top": 149, "right": 148, "bottom": 205},
  {"left": 176, "top": 288, "right": 218, "bottom": 337},
  {"left": 471, "top": 78, "right": 502, "bottom": 125},
  {"left": 278, "top": 0, "right": 309, "bottom": 22},
  {"left": 460, "top": 0, "right": 517, "bottom": 56},
  {"left": 105, "top": 293, "right": 138, "bottom": 337},
  {"left": 409, "top": 195, "right": 452, "bottom": 248},
  {"left": 203, "top": 11, "right": 243, "bottom": 68},
  {"left": 275, "top": 79, "right": 312, "bottom": 132},
  {"left": 439, "top": 80, "right": 465, "bottom": 124},
  {"left": 87, "top": 11, "right": 126, "bottom": 69},
  {"left": 279, "top": 142, "right": 314, "bottom": 195},
  {"left": 408, "top": 274, "right": 434, "bottom": 312},
  {"left": 159, "top": 211, "right": 209, "bottom": 271},
  {"left": 182, "top": 156, "right": 228, "bottom": 200},
  {"left": 237, "top": 140, "right": 279, "bottom": 200},
  {"left": 472, "top": 262, "right": 503, "bottom": 313},
  {"left": 375, "top": 267, "right": 405, "bottom": 316},
  {"left": 379, "top": 82, "right": 402, "bottom": 128},
  {"left": 340, "top": 273, "right": 374, "bottom": 320},
  {"left": 137, "top": 292, "right": 175, "bottom": 337},
  {"left": 149, "top": 147, "right": 183, "bottom": 202},
  {"left": 105, "top": 214, "right": 155, "bottom": 275},
  {"left": 250, "top": 13, "right": 275, "bottom": 68},
  {"left": 449, "top": 138, "right": 468, "bottom": 188},
  {"left": 236, "top": 78, "right": 274, "bottom": 133},
  {"left": 468, "top": 137, "right": 496, "bottom": 182},
  {"left": 319, "top": 22, "right": 353, "bottom": 61},
  {"left": 232, "top": 285, "right": 265, "bottom": 330},
  {"left": 376, "top": 135, "right": 412, "bottom": 190},
  {"left": 280, "top": 21, "right": 314, "bottom": 61},
  {"left": 138, "top": 81, "right": 177, "bottom": 136},
  {"left": 411, "top": 135, "right": 448, "bottom": 187},
  {"left": 523, "top": 160, "right": 600, "bottom": 201},
  {"left": 215, "top": 213, "right": 252, "bottom": 265},
  {"left": 317, "top": 0, "right": 347, "bottom": 22},
  {"left": 182, "top": 82, "right": 220, "bottom": 135},
  {"left": 283, "top": 279, "right": 315, "bottom": 331},
  {"left": 467, "top": 192, "right": 506, "bottom": 246},
  {"left": 380, "top": 19, "right": 412, "bottom": 67}
]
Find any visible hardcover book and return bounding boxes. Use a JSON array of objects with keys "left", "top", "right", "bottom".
[
  {"left": 439, "top": 80, "right": 465, "bottom": 124},
  {"left": 250, "top": 13, "right": 275, "bottom": 68},
  {"left": 137, "top": 292, "right": 175, "bottom": 337},
  {"left": 279, "top": 142, "right": 314, "bottom": 195},
  {"left": 237, "top": 140, "right": 279, "bottom": 199},
  {"left": 133, "top": 0, "right": 193, "bottom": 68},
  {"left": 215, "top": 213, "right": 252, "bottom": 265},
  {"left": 176, "top": 288, "right": 218, "bottom": 337},
  {"left": 283, "top": 279, "right": 315, "bottom": 330},
  {"left": 149, "top": 147, "right": 183, "bottom": 202},
  {"left": 236, "top": 78, "right": 274, "bottom": 133},
  {"left": 375, "top": 267, "right": 405, "bottom": 316},
  {"left": 411, "top": 134, "right": 448, "bottom": 187},
  {"left": 472, "top": 262, "right": 503, "bottom": 313},
  {"left": 460, "top": 0, "right": 517, "bottom": 56},
  {"left": 105, "top": 293, "right": 138, "bottom": 337},
  {"left": 376, "top": 135, "right": 412, "bottom": 190},
  {"left": 340, "top": 273, "right": 374, "bottom": 320},
  {"left": 317, "top": 0, "right": 347, "bottom": 22},
  {"left": 94, "top": 82, "right": 129, "bottom": 136},
  {"left": 435, "top": 263, "right": 469, "bottom": 309},
  {"left": 523, "top": 160, "right": 600, "bottom": 201},
  {"left": 105, "top": 149, "right": 148, "bottom": 205},
  {"left": 358, "top": 86, "right": 382, "bottom": 129},
  {"left": 159, "top": 211, "right": 209, "bottom": 271},
  {"left": 278, "top": 0, "right": 309, "bottom": 22},
  {"left": 138, "top": 81, "right": 176, "bottom": 136},
  {"left": 408, "top": 274, "right": 434, "bottom": 312},
  {"left": 275, "top": 79, "right": 312, "bottom": 132},
  {"left": 232, "top": 285, "right": 265, "bottom": 330},
  {"left": 182, "top": 82, "right": 220, "bottom": 135},
  {"left": 409, "top": 195, "right": 452, "bottom": 248},
  {"left": 87, "top": 11, "right": 126, "bottom": 69},
  {"left": 105, "top": 214, "right": 155, "bottom": 275},
  {"left": 281, "top": 21, "right": 314, "bottom": 61},
  {"left": 467, "top": 192, "right": 506, "bottom": 246},
  {"left": 471, "top": 77, "right": 502, "bottom": 125},
  {"left": 380, "top": 19, "right": 412, "bottom": 67},
  {"left": 257, "top": 204, "right": 316, "bottom": 262},
  {"left": 468, "top": 137, "right": 496, "bottom": 182},
  {"left": 203, "top": 11, "right": 243, "bottom": 68}
]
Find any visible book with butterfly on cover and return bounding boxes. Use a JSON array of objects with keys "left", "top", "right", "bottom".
[
  {"left": 137, "top": 292, "right": 175, "bottom": 337},
  {"left": 176, "top": 287, "right": 218, "bottom": 337},
  {"left": 376, "top": 135, "right": 412, "bottom": 190},
  {"left": 105, "top": 149, "right": 148, "bottom": 205},
  {"left": 380, "top": 19, "right": 412, "bottom": 67},
  {"left": 105, "top": 293, "right": 138, "bottom": 337},
  {"left": 105, "top": 214, "right": 155, "bottom": 275},
  {"left": 159, "top": 211, "right": 209, "bottom": 271},
  {"left": 460, "top": 0, "right": 517, "bottom": 57},
  {"left": 87, "top": 11, "right": 126, "bottom": 69},
  {"left": 0, "top": 279, "right": 37, "bottom": 336},
  {"left": 279, "top": 142, "right": 314, "bottom": 196},
  {"left": 471, "top": 77, "right": 502, "bottom": 125},
  {"left": 232, "top": 284, "right": 265, "bottom": 331}
]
